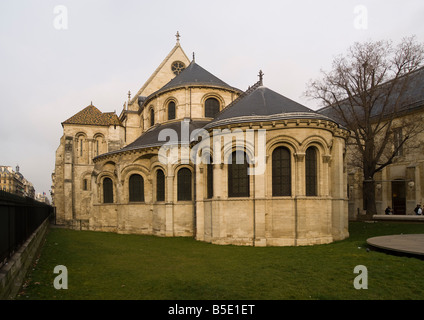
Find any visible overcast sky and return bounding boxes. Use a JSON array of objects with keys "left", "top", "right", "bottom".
[{"left": 0, "top": 0, "right": 423, "bottom": 200}]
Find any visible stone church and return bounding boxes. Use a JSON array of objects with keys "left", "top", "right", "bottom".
[{"left": 52, "top": 35, "right": 350, "bottom": 246}]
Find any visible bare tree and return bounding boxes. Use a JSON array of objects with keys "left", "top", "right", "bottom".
[{"left": 306, "top": 36, "right": 424, "bottom": 216}]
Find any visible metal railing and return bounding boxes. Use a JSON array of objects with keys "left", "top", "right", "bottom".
[{"left": 0, "top": 191, "right": 55, "bottom": 269}]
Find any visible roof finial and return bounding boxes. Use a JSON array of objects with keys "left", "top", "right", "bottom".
[
  {"left": 128, "top": 90, "right": 131, "bottom": 101},
  {"left": 176, "top": 31, "right": 181, "bottom": 43},
  {"left": 258, "top": 70, "right": 264, "bottom": 85},
  {"left": 192, "top": 52, "right": 195, "bottom": 62},
  {"left": 90, "top": 101, "right": 93, "bottom": 106}
]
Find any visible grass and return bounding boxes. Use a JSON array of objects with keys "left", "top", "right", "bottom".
[{"left": 15, "top": 222, "right": 424, "bottom": 300}]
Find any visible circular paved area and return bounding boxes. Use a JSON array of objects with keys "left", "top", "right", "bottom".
[{"left": 367, "top": 234, "right": 424, "bottom": 257}]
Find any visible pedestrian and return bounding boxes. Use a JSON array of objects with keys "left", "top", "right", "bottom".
[{"left": 385, "top": 206, "right": 393, "bottom": 215}]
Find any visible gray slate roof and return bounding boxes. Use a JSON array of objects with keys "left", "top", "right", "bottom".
[
  {"left": 94, "top": 120, "right": 210, "bottom": 159},
  {"left": 155, "top": 61, "right": 240, "bottom": 94},
  {"left": 95, "top": 77, "right": 346, "bottom": 160},
  {"left": 204, "top": 85, "right": 335, "bottom": 129},
  {"left": 317, "top": 66, "right": 424, "bottom": 125}
]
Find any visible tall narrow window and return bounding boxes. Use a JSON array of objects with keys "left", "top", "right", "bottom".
[
  {"left": 272, "top": 147, "right": 291, "bottom": 196},
  {"left": 83, "top": 179, "right": 88, "bottom": 191},
  {"left": 168, "top": 101, "right": 176, "bottom": 120},
  {"left": 95, "top": 135, "right": 105, "bottom": 156},
  {"left": 150, "top": 108, "right": 155, "bottom": 127},
  {"left": 177, "top": 168, "right": 192, "bottom": 201},
  {"left": 156, "top": 169, "right": 165, "bottom": 202},
  {"left": 205, "top": 98, "right": 220, "bottom": 118},
  {"left": 103, "top": 178, "right": 113, "bottom": 203},
  {"left": 305, "top": 147, "right": 317, "bottom": 196},
  {"left": 393, "top": 128, "right": 403, "bottom": 156},
  {"left": 228, "top": 151, "right": 249, "bottom": 197},
  {"left": 206, "top": 156, "right": 213, "bottom": 199},
  {"left": 80, "top": 138, "right": 83, "bottom": 156},
  {"left": 129, "top": 174, "right": 144, "bottom": 202}
]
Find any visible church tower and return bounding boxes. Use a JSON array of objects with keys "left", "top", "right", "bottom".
[
  {"left": 119, "top": 32, "right": 191, "bottom": 145},
  {"left": 53, "top": 103, "right": 124, "bottom": 227}
]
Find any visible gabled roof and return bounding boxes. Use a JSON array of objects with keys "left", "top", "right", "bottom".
[
  {"left": 129, "top": 42, "right": 191, "bottom": 105},
  {"left": 204, "top": 83, "right": 333, "bottom": 129},
  {"left": 62, "top": 104, "right": 122, "bottom": 127}
]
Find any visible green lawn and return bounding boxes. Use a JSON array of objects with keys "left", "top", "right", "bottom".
[{"left": 16, "top": 222, "right": 424, "bottom": 300}]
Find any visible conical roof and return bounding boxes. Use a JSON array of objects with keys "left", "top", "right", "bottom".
[
  {"left": 204, "top": 85, "right": 332, "bottom": 129},
  {"left": 93, "top": 119, "right": 210, "bottom": 159},
  {"left": 156, "top": 61, "right": 240, "bottom": 94}
]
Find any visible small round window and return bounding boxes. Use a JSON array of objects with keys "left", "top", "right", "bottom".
[{"left": 171, "top": 61, "right": 185, "bottom": 75}]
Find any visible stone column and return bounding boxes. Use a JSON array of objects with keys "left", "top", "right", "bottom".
[
  {"left": 330, "top": 137, "right": 348, "bottom": 240},
  {"left": 252, "top": 130, "right": 267, "bottom": 246},
  {"left": 294, "top": 153, "right": 306, "bottom": 196},
  {"left": 195, "top": 164, "right": 205, "bottom": 241},
  {"left": 165, "top": 167, "right": 174, "bottom": 236},
  {"left": 64, "top": 136, "right": 74, "bottom": 224},
  {"left": 406, "top": 165, "right": 417, "bottom": 215}
]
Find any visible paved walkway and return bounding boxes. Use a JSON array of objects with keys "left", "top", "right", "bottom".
[
  {"left": 372, "top": 214, "right": 424, "bottom": 222},
  {"left": 367, "top": 234, "right": 424, "bottom": 257}
]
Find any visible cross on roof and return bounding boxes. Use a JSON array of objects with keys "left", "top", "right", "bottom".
[
  {"left": 258, "top": 70, "right": 264, "bottom": 84},
  {"left": 176, "top": 31, "right": 181, "bottom": 43}
]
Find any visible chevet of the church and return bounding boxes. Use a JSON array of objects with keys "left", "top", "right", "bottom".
[{"left": 52, "top": 33, "right": 349, "bottom": 247}]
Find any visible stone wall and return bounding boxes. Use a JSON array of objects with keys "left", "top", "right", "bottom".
[{"left": 0, "top": 219, "right": 49, "bottom": 300}]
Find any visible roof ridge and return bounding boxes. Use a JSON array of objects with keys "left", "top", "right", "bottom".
[
  {"left": 212, "top": 80, "right": 262, "bottom": 119},
  {"left": 62, "top": 104, "right": 122, "bottom": 126}
]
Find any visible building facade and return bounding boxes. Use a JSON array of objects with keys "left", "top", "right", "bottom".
[
  {"left": 318, "top": 66, "right": 424, "bottom": 219},
  {"left": 0, "top": 165, "right": 35, "bottom": 198},
  {"left": 52, "top": 38, "right": 350, "bottom": 246}
]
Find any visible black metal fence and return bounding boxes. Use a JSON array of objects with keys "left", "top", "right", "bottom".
[{"left": 0, "top": 190, "right": 55, "bottom": 269}]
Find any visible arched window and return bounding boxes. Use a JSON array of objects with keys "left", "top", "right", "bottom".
[
  {"left": 80, "top": 138, "right": 83, "bottom": 156},
  {"left": 206, "top": 156, "right": 213, "bottom": 199},
  {"left": 177, "top": 168, "right": 192, "bottom": 201},
  {"left": 83, "top": 179, "right": 89, "bottom": 191},
  {"left": 156, "top": 169, "right": 165, "bottom": 202},
  {"left": 272, "top": 147, "right": 291, "bottom": 196},
  {"left": 228, "top": 151, "right": 249, "bottom": 198},
  {"left": 168, "top": 101, "right": 176, "bottom": 120},
  {"left": 205, "top": 98, "right": 220, "bottom": 118},
  {"left": 305, "top": 147, "right": 318, "bottom": 196},
  {"left": 129, "top": 174, "right": 144, "bottom": 202},
  {"left": 94, "top": 134, "right": 104, "bottom": 156},
  {"left": 150, "top": 108, "right": 155, "bottom": 127},
  {"left": 103, "top": 178, "right": 113, "bottom": 204},
  {"left": 76, "top": 134, "right": 85, "bottom": 157}
]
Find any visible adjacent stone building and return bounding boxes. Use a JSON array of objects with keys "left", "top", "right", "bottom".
[
  {"left": 52, "top": 37, "right": 350, "bottom": 246},
  {"left": 0, "top": 165, "right": 35, "bottom": 198},
  {"left": 318, "top": 66, "right": 424, "bottom": 219}
]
